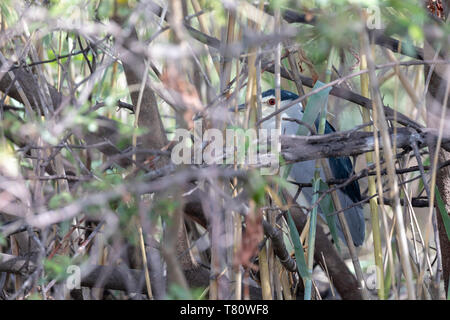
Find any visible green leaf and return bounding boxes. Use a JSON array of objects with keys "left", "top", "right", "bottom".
[
  {"left": 167, "top": 283, "right": 195, "bottom": 300},
  {"left": 285, "top": 209, "right": 310, "bottom": 281},
  {"left": 383, "top": 240, "right": 397, "bottom": 298},
  {"left": 44, "top": 255, "right": 74, "bottom": 282},
  {"left": 49, "top": 192, "right": 73, "bottom": 209},
  {"left": 318, "top": 180, "right": 340, "bottom": 252},
  {"left": 278, "top": 80, "right": 333, "bottom": 284},
  {"left": 248, "top": 172, "right": 267, "bottom": 206},
  {"left": 283, "top": 80, "right": 333, "bottom": 179},
  {"left": 447, "top": 278, "right": 450, "bottom": 300},
  {"left": 26, "top": 293, "right": 43, "bottom": 300},
  {"left": 435, "top": 188, "right": 450, "bottom": 241},
  {"left": 297, "top": 81, "right": 332, "bottom": 136},
  {"left": 408, "top": 24, "right": 423, "bottom": 42}
]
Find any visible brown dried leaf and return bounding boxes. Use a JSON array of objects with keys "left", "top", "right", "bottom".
[{"left": 235, "top": 206, "right": 263, "bottom": 271}]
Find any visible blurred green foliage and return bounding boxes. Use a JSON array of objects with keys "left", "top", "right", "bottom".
[{"left": 44, "top": 255, "right": 76, "bottom": 282}]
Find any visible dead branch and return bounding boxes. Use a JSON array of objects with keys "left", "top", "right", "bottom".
[{"left": 281, "top": 127, "right": 450, "bottom": 163}]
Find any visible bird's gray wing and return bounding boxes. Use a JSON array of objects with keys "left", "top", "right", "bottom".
[{"left": 288, "top": 161, "right": 365, "bottom": 246}]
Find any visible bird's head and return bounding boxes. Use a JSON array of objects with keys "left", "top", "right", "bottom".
[
  {"left": 259, "top": 89, "right": 301, "bottom": 119},
  {"left": 236, "top": 89, "right": 302, "bottom": 120}
]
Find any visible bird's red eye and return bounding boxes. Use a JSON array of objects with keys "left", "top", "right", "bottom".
[{"left": 268, "top": 98, "right": 276, "bottom": 106}]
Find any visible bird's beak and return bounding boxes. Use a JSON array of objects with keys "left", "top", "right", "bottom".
[{"left": 229, "top": 103, "right": 246, "bottom": 112}]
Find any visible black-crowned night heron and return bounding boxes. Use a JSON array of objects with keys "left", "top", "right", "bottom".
[{"left": 239, "top": 89, "right": 365, "bottom": 246}]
